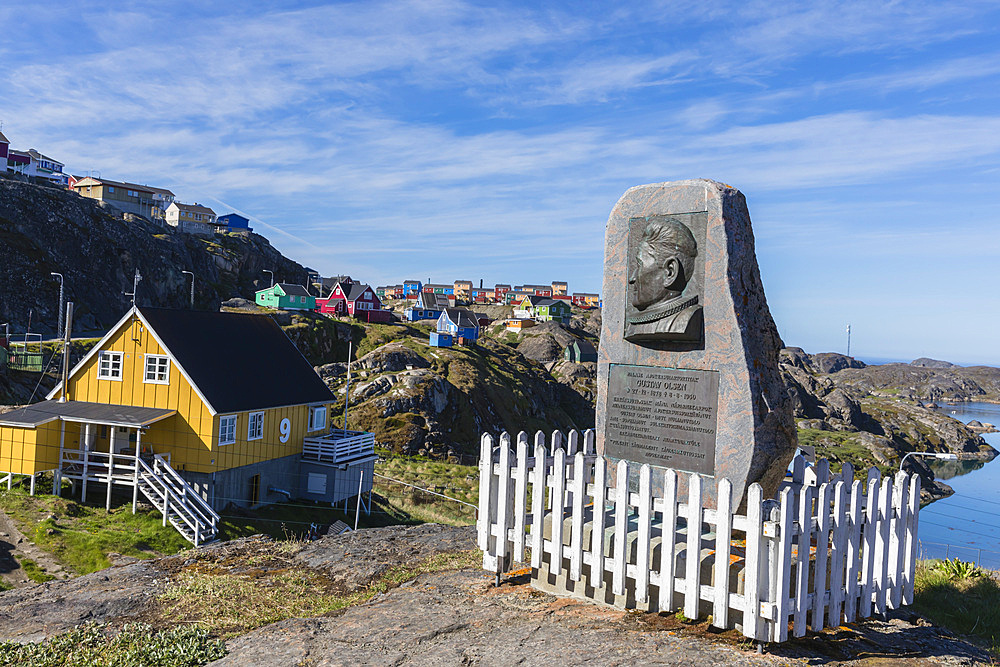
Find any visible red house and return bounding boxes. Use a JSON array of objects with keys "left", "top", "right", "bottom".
[
  {"left": 0, "top": 131, "right": 8, "bottom": 165},
  {"left": 317, "top": 282, "right": 391, "bottom": 323}
]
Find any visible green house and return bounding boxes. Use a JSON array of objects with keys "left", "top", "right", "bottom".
[
  {"left": 514, "top": 295, "right": 572, "bottom": 323},
  {"left": 255, "top": 283, "right": 317, "bottom": 311}
]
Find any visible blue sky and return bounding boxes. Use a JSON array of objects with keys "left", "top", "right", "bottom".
[{"left": 2, "top": 1, "right": 999, "bottom": 364}]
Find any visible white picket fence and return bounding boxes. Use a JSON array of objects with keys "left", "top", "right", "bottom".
[{"left": 477, "top": 429, "right": 921, "bottom": 643}]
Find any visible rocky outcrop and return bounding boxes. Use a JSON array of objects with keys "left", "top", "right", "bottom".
[
  {"left": 780, "top": 348, "right": 997, "bottom": 501},
  {"left": 912, "top": 357, "right": 957, "bottom": 369},
  {"left": 0, "top": 177, "right": 309, "bottom": 336}
]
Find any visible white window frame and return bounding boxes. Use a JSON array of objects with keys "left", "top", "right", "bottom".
[
  {"left": 219, "top": 415, "right": 238, "bottom": 446},
  {"left": 308, "top": 406, "right": 327, "bottom": 432},
  {"left": 143, "top": 354, "right": 170, "bottom": 384},
  {"left": 247, "top": 411, "right": 264, "bottom": 441},
  {"left": 97, "top": 351, "right": 123, "bottom": 380}
]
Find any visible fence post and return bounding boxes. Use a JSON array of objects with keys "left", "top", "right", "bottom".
[
  {"left": 495, "top": 433, "right": 513, "bottom": 576},
  {"left": 902, "top": 474, "right": 921, "bottom": 605},
  {"left": 659, "top": 468, "right": 678, "bottom": 613},
  {"left": 773, "top": 487, "right": 794, "bottom": 642},
  {"left": 612, "top": 460, "right": 629, "bottom": 596},
  {"left": 570, "top": 451, "right": 587, "bottom": 582},
  {"left": 712, "top": 478, "right": 733, "bottom": 629},
  {"left": 512, "top": 433, "right": 529, "bottom": 563},
  {"left": 844, "top": 479, "right": 864, "bottom": 622},
  {"left": 742, "top": 483, "right": 767, "bottom": 641},
  {"left": 859, "top": 469, "right": 881, "bottom": 618},
  {"left": 811, "top": 482, "right": 831, "bottom": 631},
  {"left": 888, "top": 470, "right": 910, "bottom": 609},
  {"left": 828, "top": 481, "right": 848, "bottom": 626},
  {"left": 477, "top": 434, "right": 496, "bottom": 570},
  {"left": 590, "top": 455, "right": 607, "bottom": 589},
  {"left": 530, "top": 442, "right": 547, "bottom": 569},
  {"left": 792, "top": 482, "right": 814, "bottom": 637},
  {"left": 636, "top": 464, "right": 652, "bottom": 604},
  {"left": 874, "top": 476, "right": 893, "bottom": 615},
  {"left": 684, "top": 473, "right": 703, "bottom": 621}
]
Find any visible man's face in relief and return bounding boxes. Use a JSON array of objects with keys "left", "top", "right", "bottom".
[{"left": 630, "top": 240, "right": 676, "bottom": 311}]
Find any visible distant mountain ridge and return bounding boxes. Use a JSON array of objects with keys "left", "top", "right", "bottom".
[{"left": 0, "top": 175, "right": 308, "bottom": 336}]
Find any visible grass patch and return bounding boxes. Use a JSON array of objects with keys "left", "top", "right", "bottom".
[
  {"left": 913, "top": 559, "right": 1000, "bottom": 655},
  {"left": 156, "top": 548, "right": 478, "bottom": 638},
  {"left": 796, "top": 428, "right": 891, "bottom": 477},
  {"left": 18, "top": 557, "right": 55, "bottom": 583},
  {"left": 0, "top": 485, "right": 191, "bottom": 575},
  {"left": 0, "top": 622, "right": 226, "bottom": 666},
  {"left": 374, "top": 456, "right": 478, "bottom": 526}
]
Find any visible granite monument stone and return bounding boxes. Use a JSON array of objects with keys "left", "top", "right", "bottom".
[{"left": 596, "top": 179, "right": 797, "bottom": 510}]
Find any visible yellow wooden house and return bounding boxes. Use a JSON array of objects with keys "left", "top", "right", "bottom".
[{"left": 0, "top": 306, "right": 375, "bottom": 544}]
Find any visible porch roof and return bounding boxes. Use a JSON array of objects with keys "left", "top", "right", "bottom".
[{"left": 0, "top": 401, "right": 176, "bottom": 428}]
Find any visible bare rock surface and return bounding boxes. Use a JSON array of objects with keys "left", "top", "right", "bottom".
[{"left": 216, "top": 568, "right": 994, "bottom": 667}]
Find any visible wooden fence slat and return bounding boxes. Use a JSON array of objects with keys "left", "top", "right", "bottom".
[
  {"left": 659, "top": 468, "right": 678, "bottom": 613},
  {"left": 584, "top": 429, "right": 596, "bottom": 455},
  {"left": 888, "top": 470, "right": 909, "bottom": 609},
  {"left": 684, "top": 473, "right": 703, "bottom": 620},
  {"left": 568, "top": 430, "right": 579, "bottom": 456},
  {"left": 612, "top": 460, "right": 629, "bottom": 596},
  {"left": 859, "top": 470, "right": 880, "bottom": 618},
  {"left": 590, "top": 456, "right": 607, "bottom": 589},
  {"left": 712, "top": 478, "right": 733, "bottom": 629},
  {"left": 773, "top": 487, "right": 795, "bottom": 642},
  {"left": 530, "top": 443, "right": 546, "bottom": 569},
  {"left": 570, "top": 451, "right": 586, "bottom": 581},
  {"left": 874, "top": 476, "right": 893, "bottom": 615},
  {"left": 816, "top": 459, "right": 830, "bottom": 486},
  {"left": 792, "top": 483, "right": 814, "bottom": 637},
  {"left": 811, "top": 482, "right": 831, "bottom": 632},
  {"left": 828, "top": 481, "right": 848, "bottom": 626},
  {"left": 512, "top": 435, "right": 529, "bottom": 562},
  {"left": 495, "top": 434, "right": 513, "bottom": 571},
  {"left": 551, "top": 430, "right": 564, "bottom": 453},
  {"left": 477, "top": 433, "right": 493, "bottom": 552},
  {"left": 742, "top": 484, "right": 766, "bottom": 641},
  {"left": 903, "top": 474, "right": 921, "bottom": 605},
  {"left": 844, "top": 480, "right": 863, "bottom": 622},
  {"left": 636, "top": 464, "right": 652, "bottom": 603},
  {"left": 551, "top": 448, "right": 567, "bottom": 575}
]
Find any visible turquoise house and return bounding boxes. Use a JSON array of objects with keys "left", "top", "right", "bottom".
[{"left": 255, "top": 283, "right": 316, "bottom": 310}]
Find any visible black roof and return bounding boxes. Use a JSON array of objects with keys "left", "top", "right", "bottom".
[
  {"left": 139, "top": 307, "right": 334, "bottom": 413},
  {"left": 573, "top": 339, "right": 597, "bottom": 354},
  {"left": 277, "top": 283, "right": 311, "bottom": 297},
  {"left": 445, "top": 308, "right": 479, "bottom": 329},
  {"left": 343, "top": 283, "right": 374, "bottom": 301}
]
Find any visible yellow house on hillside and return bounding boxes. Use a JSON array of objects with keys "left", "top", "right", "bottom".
[{"left": 0, "top": 307, "right": 375, "bottom": 544}]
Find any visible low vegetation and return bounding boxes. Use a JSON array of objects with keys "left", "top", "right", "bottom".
[
  {"left": 796, "top": 428, "right": 892, "bottom": 477},
  {"left": 0, "top": 623, "right": 226, "bottom": 667},
  {"left": 913, "top": 559, "right": 1000, "bottom": 656},
  {"left": 0, "top": 482, "right": 190, "bottom": 575},
  {"left": 154, "top": 542, "right": 477, "bottom": 638},
  {"left": 374, "top": 455, "right": 479, "bottom": 525}
]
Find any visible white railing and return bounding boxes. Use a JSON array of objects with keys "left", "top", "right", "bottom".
[
  {"left": 303, "top": 430, "right": 375, "bottom": 464},
  {"left": 477, "top": 430, "right": 921, "bottom": 644},
  {"left": 59, "top": 448, "right": 219, "bottom": 547}
]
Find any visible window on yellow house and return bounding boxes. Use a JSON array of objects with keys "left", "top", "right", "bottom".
[
  {"left": 97, "top": 351, "right": 123, "bottom": 380},
  {"left": 248, "top": 411, "right": 264, "bottom": 441},
  {"left": 144, "top": 354, "right": 169, "bottom": 384},
  {"left": 219, "top": 415, "right": 237, "bottom": 445},
  {"left": 308, "top": 406, "right": 327, "bottom": 431}
]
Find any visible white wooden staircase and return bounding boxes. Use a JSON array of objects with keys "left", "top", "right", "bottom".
[{"left": 58, "top": 449, "right": 220, "bottom": 546}]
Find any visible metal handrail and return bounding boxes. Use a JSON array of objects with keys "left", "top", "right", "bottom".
[{"left": 152, "top": 454, "right": 220, "bottom": 525}]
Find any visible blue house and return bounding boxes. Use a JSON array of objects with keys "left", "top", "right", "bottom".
[
  {"left": 436, "top": 308, "right": 479, "bottom": 341},
  {"left": 403, "top": 280, "right": 422, "bottom": 297},
  {"left": 405, "top": 292, "right": 449, "bottom": 322},
  {"left": 429, "top": 332, "right": 453, "bottom": 347},
  {"left": 216, "top": 213, "right": 253, "bottom": 232}
]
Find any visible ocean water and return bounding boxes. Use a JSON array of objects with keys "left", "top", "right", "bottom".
[{"left": 918, "top": 402, "right": 1000, "bottom": 567}]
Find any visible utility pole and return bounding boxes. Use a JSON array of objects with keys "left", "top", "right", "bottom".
[
  {"left": 124, "top": 269, "right": 142, "bottom": 307},
  {"left": 50, "top": 272, "right": 64, "bottom": 337},
  {"left": 59, "top": 303, "right": 73, "bottom": 403},
  {"left": 181, "top": 270, "right": 195, "bottom": 308},
  {"left": 846, "top": 324, "right": 852, "bottom": 357}
]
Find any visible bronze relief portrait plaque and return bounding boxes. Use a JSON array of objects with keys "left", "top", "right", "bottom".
[{"left": 624, "top": 212, "right": 706, "bottom": 343}]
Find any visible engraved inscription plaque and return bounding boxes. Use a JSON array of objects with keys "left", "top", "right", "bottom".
[{"left": 604, "top": 363, "right": 719, "bottom": 476}]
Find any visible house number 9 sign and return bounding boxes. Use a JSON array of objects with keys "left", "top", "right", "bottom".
[{"left": 279, "top": 418, "right": 291, "bottom": 443}]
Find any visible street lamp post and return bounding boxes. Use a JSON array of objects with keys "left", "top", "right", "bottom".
[
  {"left": 900, "top": 451, "right": 958, "bottom": 472},
  {"left": 181, "top": 271, "right": 195, "bottom": 309},
  {"left": 50, "top": 272, "right": 64, "bottom": 336},
  {"left": 263, "top": 269, "right": 274, "bottom": 288}
]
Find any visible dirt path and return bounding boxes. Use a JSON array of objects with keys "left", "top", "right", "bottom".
[{"left": 0, "top": 509, "right": 68, "bottom": 588}]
